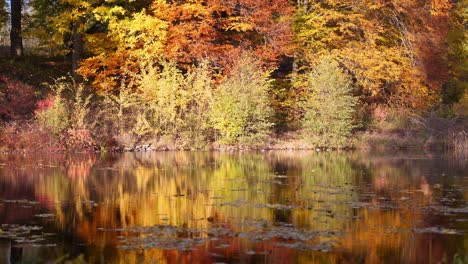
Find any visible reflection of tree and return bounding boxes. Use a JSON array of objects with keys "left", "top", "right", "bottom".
[
  {"left": 0, "top": 151, "right": 466, "bottom": 263},
  {"left": 328, "top": 152, "right": 466, "bottom": 264}
]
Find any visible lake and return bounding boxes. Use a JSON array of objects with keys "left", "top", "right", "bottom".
[{"left": 0, "top": 151, "right": 466, "bottom": 263}]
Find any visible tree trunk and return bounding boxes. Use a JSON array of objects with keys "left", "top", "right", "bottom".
[
  {"left": 71, "top": 17, "right": 84, "bottom": 79},
  {"left": 10, "top": 0, "right": 23, "bottom": 57}
]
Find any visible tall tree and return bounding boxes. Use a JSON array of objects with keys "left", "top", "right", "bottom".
[
  {"left": 154, "top": 0, "right": 294, "bottom": 70},
  {"left": 29, "top": 0, "right": 153, "bottom": 76},
  {"left": 293, "top": 0, "right": 444, "bottom": 110},
  {"left": 78, "top": 0, "right": 294, "bottom": 92},
  {"left": 71, "top": 16, "right": 84, "bottom": 78},
  {"left": 444, "top": 0, "right": 468, "bottom": 105},
  {"left": 10, "top": 0, "right": 23, "bottom": 57},
  {"left": 77, "top": 8, "right": 168, "bottom": 92}
]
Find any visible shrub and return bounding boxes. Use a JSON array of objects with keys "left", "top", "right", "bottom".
[
  {"left": 95, "top": 60, "right": 214, "bottom": 148},
  {"left": 0, "top": 77, "right": 37, "bottom": 120},
  {"left": 36, "top": 78, "right": 92, "bottom": 135},
  {"left": 178, "top": 61, "right": 213, "bottom": 148},
  {"left": 210, "top": 53, "right": 273, "bottom": 145},
  {"left": 136, "top": 60, "right": 186, "bottom": 138},
  {"left": 94, "top": 79, "right": 139, "bottom": 140},
  {"left": 136, "top": 60, "right": 214, "bottom": 147},
  {"left": 70, "top": 81, "right": 92, "bottom": 129},
  {"left": 64, "top": 128, "right": 95, "bottom": 150},
  {"left": 0, "top": 121, "right": 60, "bottom": 152},
  {"left": 301, "top": 58, "right": 358, "bottom": 147},
  {"left": 36, "top": 85, "right": 69, "bottom": 135}
]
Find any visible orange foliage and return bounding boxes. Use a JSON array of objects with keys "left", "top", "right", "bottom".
[
  {"left": 294, "top": 0, "right": 453, "bottom": 109},
  {"left": 77, "top": 50, "right": 140, "bottom": 93},
  {"left": 378, "top": 0, "right": 451, "bottom": 104},
  {"left": 78, "top": 0, "right": 295, "bottom": 93},
  {"left": 156, "top": 0, "right": 294, "bottom": 70}
]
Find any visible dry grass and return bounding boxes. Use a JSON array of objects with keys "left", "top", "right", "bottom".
[
  {"left": 0, "top": 121, "right": 95, "bottom": 153},
  {"left": 0, "top": 121, "right": 61, "bottom": 152},
  {"left": 451, "top": 130, "right": 467, "bottom": 157},
  {"left": 356, "top": 112, "right": 467, "bottom": 154}
]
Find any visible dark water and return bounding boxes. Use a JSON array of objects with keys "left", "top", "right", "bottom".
[{"left": 0, "top": 151, "right": 466, "bottom": 264}]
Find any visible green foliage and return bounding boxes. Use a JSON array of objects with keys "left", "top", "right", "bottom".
[
  {"left": 179, "top": 61, "right": 214, "bottom": 147},
  {"left": 135, "top": 60, "right": 213, "bottom": 147},
  {"left": 36, "top": 81, "right": 69, "bottom": 135},
  {"left": 210, "top": 54, "right": 274, "bottom": 145},
  {"left": 92, "top": 60, "right": 213, "bottom": 148},
  {"left": 301, "top": 58, "right": 358, "bottom": 147},
  {"left": 36, "top": 78, "right": 92, "bottom": 135},
  {"left": 71, "top": 81, "right": 92, "bottom": 129}
]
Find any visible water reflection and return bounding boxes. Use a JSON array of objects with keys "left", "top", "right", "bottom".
[{"left": 0, "top": 151, "right": 466, "bottom": 263}]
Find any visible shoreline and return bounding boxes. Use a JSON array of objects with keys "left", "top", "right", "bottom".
[
  {"left": 0, "top": 134, "right": 464, "bottom": 155},
  {"left": 1, "top": 116, "right": 466, "bottom": 155}
]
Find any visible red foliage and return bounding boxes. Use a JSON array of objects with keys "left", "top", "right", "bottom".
[
  {"left": 0, "top": 121, "right": 59, "bottom": 152},
  {"left": 65, "top": 128, "right": 95, "bottom": 150},
  {"left": 36, "top": 97, "right": 55, "bottom": 113},
  {"left": 0, "top": 76, "right": 37, "bottom": 120},
  {"left": 0, "top": 122, "right": 96, "bottom": 152}
]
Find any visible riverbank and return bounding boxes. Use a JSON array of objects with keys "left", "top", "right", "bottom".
[
  {"left": 355, "top": 114, "right": 467, "bottom": 155},
  {"left": 1, "top": 115, "right": 466, "bottom": 155}
]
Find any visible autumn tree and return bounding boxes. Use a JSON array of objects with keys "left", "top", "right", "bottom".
[
  {"left": 29, "top": 0, "right": 153, "bottom": 76},
  {"left": 293, "top": 0, "right": 440, "bottom": 110},
  {"left": 154, "top": 0, "right": 294, "bottom": 70},
  {"left": 404, "top": 0, "right": 452, "bottom": 104},
  {"left": 77, "top": 9, "right": 168, "bottom": 92},
  {"left": 30, "top": 0, "right": 91, "bottom": 72},
  {"left": 444, "top": 0, "right": 467, "bottom": 105},
  {"left": 76, "top": 0, "right": 294, "bottom": 92}
]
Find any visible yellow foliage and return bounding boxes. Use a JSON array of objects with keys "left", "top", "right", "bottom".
[
  {"left": 225, "top": 17, "right": 255, "bottom": 32},
  {"left": 294, "top": 0, "right": 438, "bottom": 110},
  {"left": 78, "top": 8, "right": 168, "bottom": 92},
  {"left": 108, "top": 10, "right": 168, "bottom": 61},
  {"left": 431, "top": 0, "right": 452, "bottom": 16}
]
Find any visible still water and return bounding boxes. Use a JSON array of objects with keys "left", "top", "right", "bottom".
[{"left": 0, "top": 151, "right": 466, "bottom": 263}]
